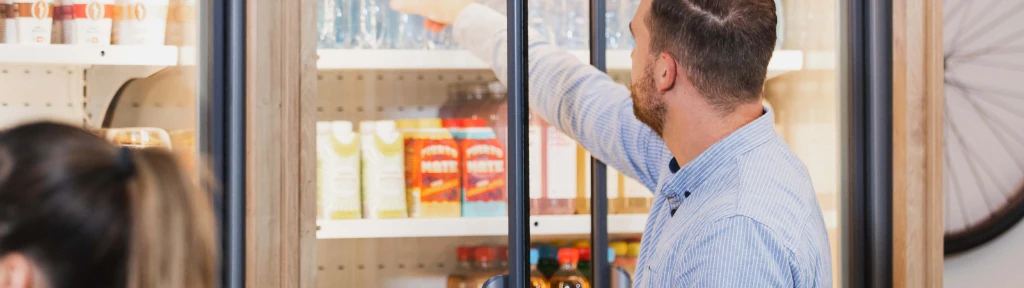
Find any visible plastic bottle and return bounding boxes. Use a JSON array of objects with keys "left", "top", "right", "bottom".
[
  {"left": 530, "top": 248, "right": 551, "bottom": 288},
  {"left": 460, "top": 119, "right": 507, "bottom": 217},
  {"left": 397, "top": 119, "right": 462, "bottom": 218},
  {"left": 576, "top": 150, "right": 622, "bottom": 215},
  {"left": 549, "top": 248, "right": 590, "bottom": 288},
  {"left": 360, "top": 121, "right": 408, "bottom": 218},
  {"left": 317, "top": 121, "right": 362, "bottom": 220},
  {"left": 605, "top": 0, "right": 622, "bottom": 49},
  {"left": 318, "top": 0, "right": 335, "bottom": 47},
  {"left": 541, "top": 123, "right": 577, "bottom": 215},
  {"left": 528, "top": 113, "right": 548, "bottom": 215},
  {"left": 393, "top": 11, "right": 424, "bottom": 49},
  {"left": 467, "top": 247, "right": 501, "bottom": 287},
  {"left": 620, "top": 175, "right": 653, "bottom": 214},
  {"left": 577, "top": 248, "right": 591, "bottom": 281},
  {"left": 447, "top": 246, "right": 475, "bottom": 288},
  {"left": 616, "top": 241, "right": 640, "bottom": 277},
  {"left": 557, "top": 0, "right": 588, "bottom": 49},
  {"left": 536, "top": 245, "right": 560, "bottom": 278},
  {"left": 528, "top": 0, "right": 554, "bottom": 43},
  {"left": 356, "top": 0, "right": 389, "bottom": 48}
]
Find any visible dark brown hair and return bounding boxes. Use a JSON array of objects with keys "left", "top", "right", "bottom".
[
  {"left": 646, "top": 0, "right": 777, "bottom": 111},
  {"left": 0, "top": 122, "right": 216, "bottom": 288}
]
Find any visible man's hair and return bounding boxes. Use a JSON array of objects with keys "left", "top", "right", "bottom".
[{"left": 646, "top": 0, "right": 777, "bottom": 112}]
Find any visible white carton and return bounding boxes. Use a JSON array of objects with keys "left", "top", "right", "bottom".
[
  {"left": 61, "top": 0, "right": 113, "bottom": 44},
  {"left": 111, "top": 0, "right": 167, "bottom": 45},
  {"left": 7, "top": 0, "right": 54, "bottom": 44}
]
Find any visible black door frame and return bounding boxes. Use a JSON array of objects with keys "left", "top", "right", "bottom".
[{"left": 200, "top": 0, "right": 246, "bottom": 287}]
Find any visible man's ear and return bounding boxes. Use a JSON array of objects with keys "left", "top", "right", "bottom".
[
  {"left": 656, "top": 52, "right": 677, "bottom": 93},
  {"left": 0, "top": 253, "right": 38, "bottom": 288}
]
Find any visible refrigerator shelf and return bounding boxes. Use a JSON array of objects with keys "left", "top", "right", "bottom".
[
  {"left": 317, "top": 49, "right": 805, "bottom": 77},
  {"left": 0, "top": 44, "right": 184, "bottom": 66},
  {"left": 316, "top": 214, "right": 649, "bottom": 239}
]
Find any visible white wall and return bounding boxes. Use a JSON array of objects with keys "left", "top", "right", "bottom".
[{"left": 944, "top": 222, "right": 1024, "bottom": 287}]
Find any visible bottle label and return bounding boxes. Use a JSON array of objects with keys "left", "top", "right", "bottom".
[
  {"left": 546, "top": 128, "right": 576, "bottom": 199},
  {"left": 461, "top": 139, "right": 505, "bottom": 202}
]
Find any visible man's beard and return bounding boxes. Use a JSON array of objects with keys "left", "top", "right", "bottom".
[{"left": 630, "top": 63, "right": 668, "bottom": 137}]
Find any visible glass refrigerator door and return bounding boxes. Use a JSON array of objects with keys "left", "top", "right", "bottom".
[
  {"left": 314, "top": 0, "right": 513, "bottom": 286},
  {"left": 0, "top": 6, "right": 202, "bottom": 183},
  {"left": 596, "top": 0, "right": 841, "bottom": 287}
]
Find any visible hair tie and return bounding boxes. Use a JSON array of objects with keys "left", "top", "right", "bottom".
[{"left": 116, "top": 147, "right": 136, "bottom": 179}]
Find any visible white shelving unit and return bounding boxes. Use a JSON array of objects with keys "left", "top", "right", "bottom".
[
  {"left": 317, "top": 214, "right": 649, "bottom": 239},
  {"left": 0, "top": 45, "right": 181, "bottom": 66},
  {"left": 318, "top": 49, "right": 805, "bottom": 78}
]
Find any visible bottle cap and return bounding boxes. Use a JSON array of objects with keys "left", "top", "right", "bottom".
[
  {"left": 419, "top": 118, "right": 443, "bottom": 128},
  {"left": 474, "top": 247, "right": 497, "bottom": 263},
  {"left": 537, "top": 245, "right": 558, "bottom": 260},
  {"left": 608, "top": 247, "right": 616, "bottom": 264},
  {"left": 578, "top": 247, "right": 591, "bottom": 261},
  {"left": 627, "top": 242, "right": 641, "bottom": 257},
  {"left": 557, "top": 248, "right": 579, "bottom": 264},
  {"left": 610, "top": 241, "right": 628, "bottom": 256},
  {"left": 456, "top": 246, "right": 474, "bottom": 261},
  {"left": 573, "top": 240, "right": 590, "bottom": 248},
  {"left": 529, "top": 248, "right": 539, "bottom": 265}
]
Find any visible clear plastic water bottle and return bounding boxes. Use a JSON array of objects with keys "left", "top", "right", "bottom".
[
  {"left": 394, "top": 13, "right": 425, "bottom": 49},
  {"left": 427, "top": 26, "right": 455, "bottom": 50},
  {"left": 317, "top": 0, "right": 337, "bottom": 48},
  {"left": 558, "top": 0, "right": 589, "bottom": 49},
  {"left": 605, "top": 0, "right": 622, "bottom": 49},
  {"left": 528, "top": 0, "right": 554, "bottom": 43},
  {"left": 335, "top": 0, "right": 355, "bottom": 48},
  {"left": 358, "top": 0, "right": 390, "bottom": 49},
  {"left": 620, "top": 0, "right": 640, "bottom": 50}
]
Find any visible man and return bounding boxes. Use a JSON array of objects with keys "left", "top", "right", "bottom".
[{"left": 393, "top": 0, "right": 832, "bottom": 286}]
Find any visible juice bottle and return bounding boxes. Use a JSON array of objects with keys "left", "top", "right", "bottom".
[
  {"left": 528, "top": 113, "right": 547, "bottom": 215},
  {"left": 577, "top": 153, "right": 623, "bottom": 214},
  {"left": 530, "top": 248, "right": 551, "bottom": 288},
  {"left": 317, "top": 121, "right": 362, "bottom": 220},
  {"left": 397, "top": 119, "right": 462, "bottom": 218},
  {"left": 447, "top": 246, "right": 475, "bottom": 288},
  {"left": 459, "top": 119, "right": 507, "bottom": 217},
  {"left": 360, "top": 121, "right": 408, "bottom": 219},
  {"left": 536, "top": 245, "right": 560, "bottom": 278},
  {"left": 577, "top": 248, "right": 591, "bottom": 281},
  {"left": 541, "top": 122, "right": 577, "bottom": 215},
  {"left": 548, "top": 248, "right": 590, "bottom": 288},
  {"left": 467, "top": 247, "right": 501, "bottom": 287},
  {"left": 614, "top": 241, "right": 640, "bottom": 277},
  {"left": 620, "top": 175, "right": 653, "bottom": 214}
]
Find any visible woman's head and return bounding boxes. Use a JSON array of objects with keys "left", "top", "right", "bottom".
[{"left": 0, "top": 122, "right": 216, "bottom": 288}]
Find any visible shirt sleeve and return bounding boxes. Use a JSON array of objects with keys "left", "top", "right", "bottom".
[
  {"left": 676, "top": 216, "right": 795, "bottom": 287},
  {"left": 451, "top": 3, "right": 672, "bottom": 189}
]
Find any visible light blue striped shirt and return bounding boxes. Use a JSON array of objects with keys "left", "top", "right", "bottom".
[{"left": 453, "top": 4, "right": 831, "bottom": 287}]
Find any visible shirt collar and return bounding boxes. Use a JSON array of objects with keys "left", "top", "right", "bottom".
[{"left": 662, "top": 106, "right": 777, "bottom": 197}]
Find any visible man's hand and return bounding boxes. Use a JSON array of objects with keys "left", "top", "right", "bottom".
[{"left": 390, "top": 0, "right": 474, "bottom": 32}]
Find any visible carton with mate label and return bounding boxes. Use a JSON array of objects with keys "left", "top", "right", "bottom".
[
  {"left": 112, "top": 0, "right": 168, "bottom": 45},
  {"left": 61, "top": 0, "right": 113, "bottom": 44}
]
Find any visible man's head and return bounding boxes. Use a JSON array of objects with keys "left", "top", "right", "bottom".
[{"left": 629, "top": 0, "right": 777, "bottom": 136}]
